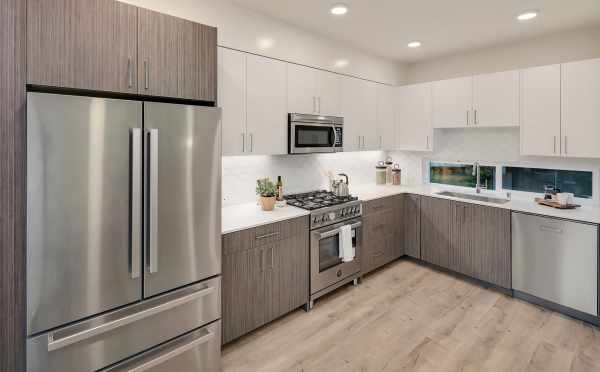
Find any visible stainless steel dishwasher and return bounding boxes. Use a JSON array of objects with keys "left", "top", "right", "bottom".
[{"left": 512, "top": 212, "right": 598, "bottom": 317}]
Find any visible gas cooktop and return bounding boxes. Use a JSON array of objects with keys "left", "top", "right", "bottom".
[{"left": 283, "top": 190, "right": 358, "bottom": 211}]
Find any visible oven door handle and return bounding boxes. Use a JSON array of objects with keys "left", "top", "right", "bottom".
[{"left": 317, "top": 221, "right": 362, "bottom": 240}]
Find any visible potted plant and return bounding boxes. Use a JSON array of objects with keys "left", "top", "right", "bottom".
[{"left": 256, "top": 178, "right": 277, "bottom": 211}]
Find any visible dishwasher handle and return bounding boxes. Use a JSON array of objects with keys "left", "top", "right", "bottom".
[{"left": 539, "top": 225, "right": 563, "bottom": 234}]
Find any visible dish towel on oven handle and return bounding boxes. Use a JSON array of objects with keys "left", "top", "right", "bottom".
[{"left": 340, "top": 224, "right": 354, "bottom": 262}]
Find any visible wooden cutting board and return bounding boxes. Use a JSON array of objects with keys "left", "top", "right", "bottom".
[{"left": 534, "top": 197, "right": 580, "bottom": 209}]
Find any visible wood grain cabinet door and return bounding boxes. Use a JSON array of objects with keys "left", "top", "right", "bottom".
[
  {"left": 27, "top": 0, "right": 138, "bottom": 93},
  {"left": 138, "top": 8, "right": 217, "bottom": 101},
  {"left": 420, "top": 197, "right": 452, "bottom": 269},
  {"left": 402, "top": 194, "right": 421, "bottom": 259}
]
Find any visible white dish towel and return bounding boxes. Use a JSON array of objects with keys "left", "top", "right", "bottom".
[{"left": 339, "top": 225, "right": 354, "bottom": 262}]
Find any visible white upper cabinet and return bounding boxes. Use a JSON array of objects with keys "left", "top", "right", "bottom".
[
  {"left": 396, "top": 83, "right": 433, "bottom": 152},
  {"left": 316, "top": 69, "right": 341, "bottom": 116},
  {"left": 561, "top": 58, "right": 600, "bottom": 159},
  {"left": 433, "top": 76, "right": 473, "bottom": 128},
  {"left": 340, "top": 76, "right": 378, "bottom": 151},
  {"left": 218, "top": 47, "right": 287, "bottom": 156},
  {"left": 520, "top": 64, "right": 561, "bottom": 157},
  {"left": 287, "top": 64, "right": 341, "bottom": 116},
  {"left": 218, "top": 48, "right": 246, "bottom": 156},
  {"left": 432, "top": 71, "right": 519, "bottom": 128},
  {"left": 287, "top": 63, "right": 317, "bottom": 115},
  {"left": 246, "top": 54, "right": 287, "bottom": 155},
  {"left": 473, "top": 70, "right": 520, "bottom": 127},
  {"left": 376, "top": 84, "right": 396, "bottom": 150}
]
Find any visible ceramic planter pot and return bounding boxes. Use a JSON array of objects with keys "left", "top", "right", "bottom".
[{"left": 260, "top": 196, "right": 276, "bottom": 211}]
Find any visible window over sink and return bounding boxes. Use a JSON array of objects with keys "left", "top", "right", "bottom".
[
  {"left": 429, "top": 162, "right": 496, "bottom": 190},
  {"left": 502, "top": 167, "right": 593, "bottom": 199}
]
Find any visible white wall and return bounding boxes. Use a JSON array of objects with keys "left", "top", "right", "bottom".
[
  {"left": 405, "top": 25, "right": 600, "bottom": 84},
  {"left": 120, "top": 0, "right": 405, "bottom": 85}
]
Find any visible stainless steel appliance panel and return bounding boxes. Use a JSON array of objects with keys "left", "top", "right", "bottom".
[
  {"left": 101, "top": 321, "right": 221, "bottom": 372},
  {"left": 27, "top": 93, "right": 143, "bottom": 335},
  {"left": 512, "top": 213, "right": 598, "bottom": 316},
  {"left": 27, "top": 277, "right": 221, "bottom": 372},
  {"left": 288, "top": 113, "right": 343, "bottom": 154},
  {"left": 310, "top": 218, "right": 361, "bottom": 295},
  {"left": 143, "top": 103, "right": 222, "bottom": 297}
]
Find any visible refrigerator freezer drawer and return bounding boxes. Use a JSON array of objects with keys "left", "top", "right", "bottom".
[
  {"left": 102, "top": 321, "right": 221, "bottom": 372},
  {"left": 512, "top": 212, "right": 598, "bottom": 316},
  {"left": 27, "top": 277, "right": 221, "bottom": 372}
]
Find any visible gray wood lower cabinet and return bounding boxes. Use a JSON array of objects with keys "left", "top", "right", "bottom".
[
  {"left": 420, "top": 196, "right": 452, "bottom": 269},
  {"left": 222, "top": 216, "right": 309, "bottom": 344},
  {"left": 449, "top": 201, "right": 511, "bottom": 288},
  {"left": 362, "top": 196, "right": 402, "bottom": 275},
  {"left": 402, "top": 194, "right": 421, "bottom": 259}
]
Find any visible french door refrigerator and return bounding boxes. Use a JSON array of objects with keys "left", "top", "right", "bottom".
[{"left": 26, "top": 92, "right": 222, "bottom": 372}]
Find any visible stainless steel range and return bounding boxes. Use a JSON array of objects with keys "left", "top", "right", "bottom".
[{"left": 284, "top": 191, "right": 362, "bottom": 309}]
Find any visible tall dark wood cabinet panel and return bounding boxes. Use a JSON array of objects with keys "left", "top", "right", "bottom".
[
  {"left": 394, "top": 195, "right": 405, "bottom": 258},
  {"left": 420, "top": 197, "right": 452, "bottom": 269},
  {"left": 0, "top": 0, "right": 26, "bottom": 370},
  {"left": 362, "top": 196, "right": 398, "bottom": 275},
  {"left": 222, "top": 217, "right": 309, "bottom": 344},
  {"left": 402, "top": 194, "right": 421, "bottom": 259},
  {"left": 450, "top": 202, "right": 475, "bottom": 277},
  {"left": 138, "top": 8, "right": 217, "bottom": 101},
  {"left": 27, "top": 0, "right": 138, "bottom": 93}
]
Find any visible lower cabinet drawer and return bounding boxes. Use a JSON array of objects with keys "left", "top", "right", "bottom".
[
  {"left": 27, "top": 277, "right": 221, "bottom": 372},
  {"left": 102, "top": 321, "right": 221, "bottom": 372}
]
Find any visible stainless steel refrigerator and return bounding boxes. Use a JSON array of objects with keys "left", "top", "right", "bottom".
[{"left": 26, "top": 92, "right": 222, "bottom": 372}]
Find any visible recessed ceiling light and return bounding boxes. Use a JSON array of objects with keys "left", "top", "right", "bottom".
[
  {"left": 334, "top": 59, "right": 349, "bottom": 68},
  {"left": 330, "top": 3, "right": 348, "bottom": 15},
  {"left": 517, "top": 10, "right": 539, "bottom": 21},
  {"left": 407, "top": 41, "right": 422, "bottom": 48}
]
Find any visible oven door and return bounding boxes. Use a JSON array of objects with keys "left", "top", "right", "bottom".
[
  {"left": 289, "top": 122, "right": 341, "bottom": 154},
  {"left": 310, "top": 219, "right": 361, "bottom": 295}
]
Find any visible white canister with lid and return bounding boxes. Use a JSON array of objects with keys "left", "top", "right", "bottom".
[
  {"left": 376, "top": 161, "right": 387, "bottom": 185},
  {"left": 385, "top": 157, "right": 394, "bottom": 184}
]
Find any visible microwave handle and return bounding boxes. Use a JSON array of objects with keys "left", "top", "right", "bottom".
[
  {"left": 331, "top": 126, "right": 338, "bottom": 146},
  {"left": 317, "top": 221, "right": 362, "bottom": 240}
]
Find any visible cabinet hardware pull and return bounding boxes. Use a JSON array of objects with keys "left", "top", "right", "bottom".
[
  {"left": 241, "top": 133, "right": 245, "bottom": 153},
  {"left": 426, "top": 135, "right": 429, "bottom": 149},
  {"left": 250, "top": 133, "right": 254, "bottom": 152},
  {"left": 564, "top": 136, "right": 567, "bottom": 155},
  {"left": 466, "top": 110, "right": 469, "bottom": 125},
  {"left": 553, "top": 136, "right": 556, "bottom": 154},
  {"left": 255, "top": 232, "right": 280, "bottom": 240},
  {"left": 373, "top": 251, "right": 385, "bottom": 257},
  {"left": 474, "top": 110, "right": 478, "bottom": 125},
  {"left": 144, "top": 60, "right": 149, "bottom": 90},
  {"left": 127, "top": 58, "right": 133, "bottom": 89}
]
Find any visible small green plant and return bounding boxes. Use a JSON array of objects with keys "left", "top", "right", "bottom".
[{"left": 256, "top": 178, "right": 277, "bottom": 197}]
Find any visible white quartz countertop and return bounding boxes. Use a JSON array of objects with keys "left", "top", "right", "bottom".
[
  {"left": 350, "top": 183, "right": 600, "bottom": 225},
  {"left": 222, "top": 185, "right": 600, "bottom": 234},
  {"left": 222, "top": 201, "right": 310, "bottom": 235}
]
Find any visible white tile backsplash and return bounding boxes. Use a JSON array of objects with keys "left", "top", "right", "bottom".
[{"left": 222, "top": 151, "right": 390, "bottom": 206}]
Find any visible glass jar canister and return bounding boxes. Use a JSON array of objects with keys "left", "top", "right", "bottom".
[
  {"left": 392, "top": 164, "right": 402, "bottom": 186},
  {"left": 376, "top": 161, "right": 387, "bottom": 185}
]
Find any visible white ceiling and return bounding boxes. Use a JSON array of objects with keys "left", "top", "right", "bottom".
[{"left": 231, "top": 0, "right": 600, "bottom": 63}]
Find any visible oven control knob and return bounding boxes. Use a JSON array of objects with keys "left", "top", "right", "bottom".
[
  {"left": 328, "top": 212, "right": 336, "bottom": 221},
  {"left": 313, "top": 216, "right": 319, "bottom": 224}
]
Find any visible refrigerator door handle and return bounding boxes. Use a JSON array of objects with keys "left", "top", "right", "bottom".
[
  {"left": 127, "top": 328, "right": 215, "bottom": 372},
  {"left": 46, "top": 285, "right": 216, "bottom": 352},
  {"left": 147, "top": 129, "right": 159, "bottom": 274},
  {"left": 130, "top": 128, "right": 142, "bottom": 279}
]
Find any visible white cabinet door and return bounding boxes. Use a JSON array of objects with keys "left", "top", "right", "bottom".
[
  {"left": 246, "top": 54, "right": 287, "bottom": 155},
  {"left": 396, "top": 83, "right": 433, "bottom": 151},
  {"left": 376, "top": 84, "right": 396, "bottom": 150},
  {"left": 341, "top": 76, "right": 364, "bottom": 151},
  {"left": 562, "top": 58, "right": 600, "bottom": 158},
  {"left": 316, "top": 70, "right": 341, "bottom": 116},
  {"left": 520, "top": 65, "right": 561, "bottom": 157},
  {"left": 362, "top": 81, "right": 379, "bottom": 150},
  {"left": 218, "top": 48, "right": 246, "bottom": 156},
  {"left": 473, "top": 70, "right": 520, "bottom": 127},
  {"left": 433, "top": 76, "right": 472, "bottom": 128},
  {"left": 287, "top": 63, "right": 317, "bottom": 114}
]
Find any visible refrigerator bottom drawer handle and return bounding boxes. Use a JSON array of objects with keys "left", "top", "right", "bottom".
[
  {"left": 47, "top": 285, "right": 216, "bottom": 352},
  {"left": 127, "top": 329, "right": 215, "bottom": 372}
]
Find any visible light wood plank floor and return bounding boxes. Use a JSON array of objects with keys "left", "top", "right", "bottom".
[{"left": 222, "top": 259, "right": 600, "bottom": 372}]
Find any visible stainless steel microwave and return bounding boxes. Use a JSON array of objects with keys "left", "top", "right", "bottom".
[{"left": 288, "top": 113, "right": 343, "bottom": 154}]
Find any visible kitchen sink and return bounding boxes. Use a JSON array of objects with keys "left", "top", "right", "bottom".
[{"left": 435, "top": 191, "right": 510, "bottom": 205}]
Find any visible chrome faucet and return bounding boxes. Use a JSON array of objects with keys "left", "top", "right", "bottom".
[{"left": 473, "top": 162, "right": 482, "bottom": 194}]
